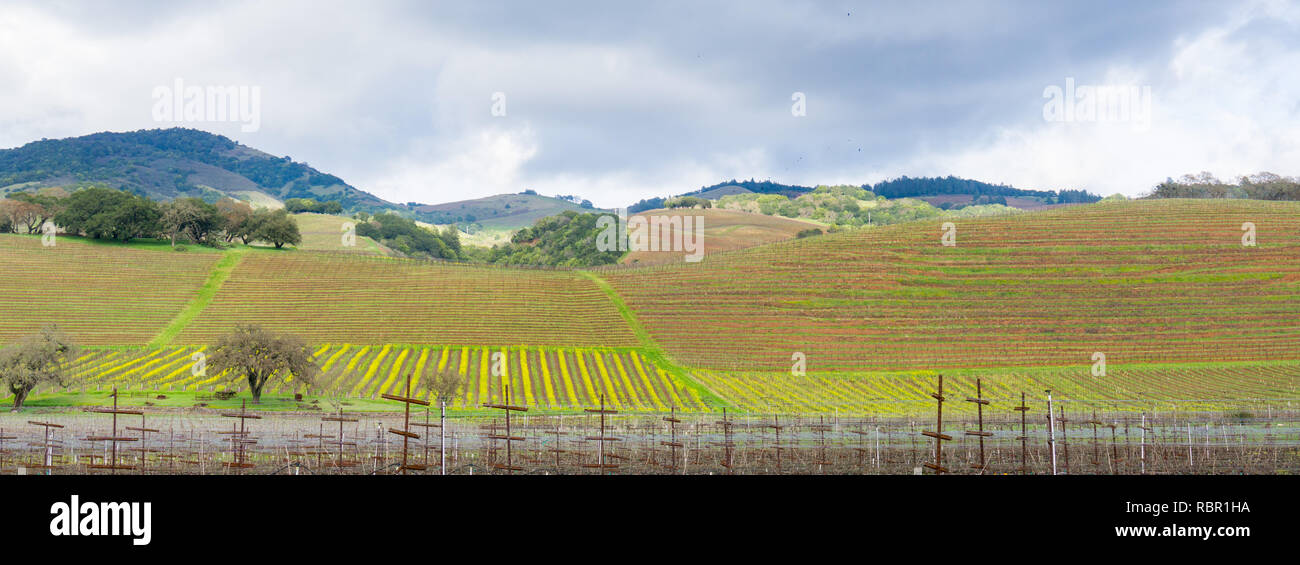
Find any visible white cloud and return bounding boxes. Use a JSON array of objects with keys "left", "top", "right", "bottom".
[
  {"left": 909, "top": 1, "right": 1300, "bottom": 196},
  {"left": 366, "top": 126, "right": 539, "bottom": 204}
]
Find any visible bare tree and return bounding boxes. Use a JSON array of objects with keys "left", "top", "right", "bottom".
[
  {"left": 425, "top": 368, "right": 463, "bottom": 406},
  {"left": 0, "top": 325, "right": 79, "bottom": 411},
  {"left": 208, "top": 324, "right": 317, "bottom": 403}
]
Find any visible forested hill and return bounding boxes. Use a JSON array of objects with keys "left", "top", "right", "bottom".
[
  {"left": 0, "top": 128, "right": 394, "bottom": 212},
  {"left": 630, "top": 176, "right": 1099, "bottom": 211},
  {"left": 871, "top": 175, "right": 1100, "bottom": 203}
]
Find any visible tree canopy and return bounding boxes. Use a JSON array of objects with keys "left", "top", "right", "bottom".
[
  {"left": 0, "top": 325, "right": 78, "bottom": 410},
  {"left": 208, "top": 325, "right": 317, "bottom": 402}
]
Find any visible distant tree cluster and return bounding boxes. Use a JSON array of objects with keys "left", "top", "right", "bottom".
[
  {"left": 938, "top": 195, "right": 1008, "bottom": 209},
  {"left": 717, "top": 185, "right": 1021, "bottom": 227},
  {"left": 354, "top": 212, "right": 463, "bottom": 260},
  {"left": 627, "top": 197, "right": 666, "bottom": 213},
  {"left": 871, "top": 175, "right": 1101, "bottom": 204},
  {"left": 630, "top": 179, "right": 815, "bottom": 213},
  {"left": 631, "top": 176, "right": 1097, "bottom": 213},
  {"left": 663, "top": 196, "right": 713, "bottom": 209},
  {"left": 1149, "top": 172, "right": 1300, "bottom": 200},
  {"left": 284, "top": 198, "right": 343, "bottom": 214},
  {"left": 1, "top": 185, "right": 301, "bottom": 248},
  {"left": 487, "top": 210, "right": 623, "bottom": 267},
  {"left": 554, "top": 194, "right": 595, "bottom": 208},
  {"left": 0, "top": 188, "right": 65, "bottom": 234}
]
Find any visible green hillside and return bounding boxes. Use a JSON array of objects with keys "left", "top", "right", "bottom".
[{"left": 0, "top": 128, "right": 394, "bottom": 212}]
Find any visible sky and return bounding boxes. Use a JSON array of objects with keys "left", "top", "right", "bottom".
[{"left": 2, "top": 0, "right": 1298, "bottom": 208}]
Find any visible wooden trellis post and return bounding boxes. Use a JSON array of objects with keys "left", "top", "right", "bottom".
[
  {"left": 1045, "top": 389, "right": 1057, "bottom": 475},
  {"left": 1084, "top": 410, "right": 1103, "bottom": 472},
  {"left": 1057, "top": 405, "right": 1070, "bottom": 474},
  {"left": 0, "top": 427, "right": 15, "bottom": 470},
  {"left": 766, "top": 414, "right": 785, "bottom": 474},
  {"left": 408, "top": 407, "right": 438, "bottom": 473},
  {"left": 304, "top": 422, "right": 334, "bottom": 473},
  {"left": 582, "top": 395, "right": 620, "bottom": 474},
  {"left": 219, "top": 399, "right": 260, "bottom": 472},
  {"left": 85, "top": 388, "right": 142, "bottom": 473},
  {"left": 481, "top": 385, "right": 527, "bottom": 473},
  {"left": 125, "top": 413, "right": 160, "bottom": 474},
  {"left": 921, "top": 375, "right": 952, "bottom": 474},
  {"left": 28, "top": 421, "right": 66, "bottom": 475},
  {"left": 964, "top": 378, "right": 992, "bottom": 473},
  {"left": 661, "top": 406, "right": 684, "bottom": 474},
  {"left": 381, "top": 374, "right": 430, "bottom": 475},
  {"left": 322, "top": 408, "right": 359, "bottom": 472},
  {"left": 1014, "top": 393, "right": 1030, "bottom": 474},
  {"left": 713, "top": 407, "right": 736, "bottom": 474}
]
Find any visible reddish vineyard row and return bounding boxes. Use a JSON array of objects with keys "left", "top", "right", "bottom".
[
  {"left": 690, "top": 362, "right": 1300, "bottom": 415},
  {"left": 0, "top": 236, "right": 219, "bottom": 345},
  {"left": 605, "top": 199, "right": 1300, "bottom": 371},
  {"left": 173, "top": 253, "right": 639, "bottom": 347}
]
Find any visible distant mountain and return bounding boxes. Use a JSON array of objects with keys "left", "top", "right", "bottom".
[
  {"left": 628, "top": 176, "right": 1099, "bottom": 212},
  {"left": 0, "top": 128, "right": 394, "bottom": 212},
  {"left": 412, "top": 192, "right": 606, "bottom": 230},
  {"left": 629, "top": 179, "right": 814, "bottom": 212}
]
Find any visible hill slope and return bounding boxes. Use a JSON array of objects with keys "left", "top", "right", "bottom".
[
  {"left": 0, "top": 128, "right": 394, "bottom": 212},
  {"left": 411, "top": 192, "right": 603, "bottom": 229},
  {"left": 620, "top": 208, "right": 823, "bottom": 266},
  {"left": 604, "top": 199, "right": 1300, "bottom": 371}
]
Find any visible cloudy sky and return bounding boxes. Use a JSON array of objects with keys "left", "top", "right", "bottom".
[{"left": 2, "top": 0, "right": 1298, "bottom": 207}]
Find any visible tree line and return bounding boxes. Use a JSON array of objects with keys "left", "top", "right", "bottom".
[
  {"left": 353, "top": 212, "right": 464, "bottom": 260},
  {"left": 0, "top": 185, "right": 301, "bottom": 248},
  {"left": 1149, "top": 172, "right": 1300, "bottom": 200}
]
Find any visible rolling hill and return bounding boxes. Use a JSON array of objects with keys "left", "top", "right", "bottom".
[
  {"left": 0, "top": 128, "right": 394, "bottom": 212},
  {"left": 2, "top": 199, "right": 1297, "bottom": 413},
  {"left": 603, "top": 198, "right": 1300, "bottom": 371},
  {"left": 620, "top": 207, "right": 824, "bottom": 266},
  {"left": 411, "top": 192, "right": 604, "bottom": 229}
]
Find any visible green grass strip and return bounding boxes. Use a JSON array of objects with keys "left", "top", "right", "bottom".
[
  {"left": 578, "top": 270, "right": 730, "bottom": 408},
  {"left": 148, "top": 249, "right": 247, "bottom": 347}
]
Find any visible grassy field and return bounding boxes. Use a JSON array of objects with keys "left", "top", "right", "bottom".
[
  {"left": 2, "top": 199, "right": 1298, "bottom": 413},
  {"left": 288, "top": 212, "right": 392, "bottom": 255}
]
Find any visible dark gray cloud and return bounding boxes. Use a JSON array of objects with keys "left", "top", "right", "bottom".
[{"left": 2, "top": 0, "right": 1296, "bottom": 206}]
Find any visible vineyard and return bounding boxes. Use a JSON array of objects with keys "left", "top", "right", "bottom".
[
  {"left": 173, "top": 252, "right": 639, "bottom": 347},
  {"left": 688, "top": 361, "right": 1300, "bottom": 415},
  {"left": 0, "top": 235, "right": 220, "bottom": 345},
  {"left": 1, "top": 199, "right": 1298, "bottom": 416},
  {"left": 40, "top": 345, "right": 707, "bottom": 412},
  {"left": 603, "top": 199, "right": 1300, "bottom": 371}
]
